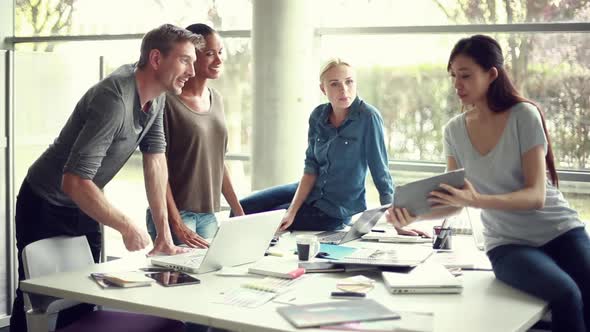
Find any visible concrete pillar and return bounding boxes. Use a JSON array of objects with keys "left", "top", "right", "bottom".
[{"left": 251, "top": 0, "right": 315, "bottom": 189}]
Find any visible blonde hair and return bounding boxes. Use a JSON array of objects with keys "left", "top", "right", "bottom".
[{"left": 319, "top": 58, "right": 353, "bottom": 83}]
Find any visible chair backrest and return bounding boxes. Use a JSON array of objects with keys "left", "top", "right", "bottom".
[
  {"left": 23, "top": 236, "right": 94, "bottom": 279},
  {"left": 23, "top": 236, "right": 95, "bottom": 332}
]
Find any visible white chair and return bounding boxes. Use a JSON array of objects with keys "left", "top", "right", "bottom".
[{"left": 22, "top": 235, "right": 185, "bottom": 332}]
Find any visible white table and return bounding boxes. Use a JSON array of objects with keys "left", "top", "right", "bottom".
[{"left": 20, "top": 234, "right": 547, "bottom": 332}]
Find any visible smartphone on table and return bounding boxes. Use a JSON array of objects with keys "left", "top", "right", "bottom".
[{"left": 146, "top": 271, "right": 201, "bottom": 287}]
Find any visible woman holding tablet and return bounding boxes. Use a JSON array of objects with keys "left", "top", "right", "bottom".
[{"left": 388, "top": 35, "right": 590, "bottom": 332}]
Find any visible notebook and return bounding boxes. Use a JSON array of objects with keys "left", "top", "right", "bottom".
[
  {"left": 90, "top": 272, "right": 155, "bottom": 288},
  {"left": 362, "top": 231, "right": 432, "bottom": 243},
  {"left": 241, "top": 276, "right": 299, "bottom": 293},
  {"left": 382, "top": 263, "right": 463, "bottom": 294},
  {"left": 393, "top": 169, "right": 465, "bottom": 216},
  {"left": 248, "top": 260, "right": 305, "bottom": 279},
  {"left": 277, "top": 299, "right": 400, "bottom": 328},
  {"left": 316, "top": 205, "right": 390, "bottom": 244},
  {"left": 298, "top": 261, "right": 378, "bottom": 273},
  {"left": 329, "top": 245, "right": 433, "bottom": 267},
  {"left": 151, "top": 210, "right": 284, "bottom": 274},
  {"left": 317, "top": 243, "right": 358, "bottom": 260}
]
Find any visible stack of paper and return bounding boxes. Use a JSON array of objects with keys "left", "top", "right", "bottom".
[
  {"left": 362, "top": 231, "right": 431, "bottom": 243},
  {"left": 248, "top": 261, "right": 305, "bottom": 279}
]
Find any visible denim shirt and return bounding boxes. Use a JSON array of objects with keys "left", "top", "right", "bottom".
[{"left": 304, "top": 96, "right": 394, "bottom": 218}]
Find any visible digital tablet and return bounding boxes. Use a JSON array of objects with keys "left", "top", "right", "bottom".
[
  {"left": 146, "top": 271, "right": 201, "bottom": 287},
  {"left": 393, "top": 168, "right": 465, "bottom": 216}
]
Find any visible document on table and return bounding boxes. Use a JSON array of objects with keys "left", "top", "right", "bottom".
[
  {"left": 213, "top": 287, "right": 276, "bottom": 308},
  {"left": 213, "top": 276, "right": 307, "bottom": 308}
]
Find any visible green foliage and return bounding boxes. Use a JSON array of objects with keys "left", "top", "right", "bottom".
[
  {"left": 357, "top": 65, "right": 460, "bottom": 162},
  {"left": 15, "top": 0, "right": 76, "bottom": 51}
]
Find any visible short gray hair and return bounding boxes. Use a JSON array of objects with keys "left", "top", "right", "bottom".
[{"left": 137, "top": 24, "right": 202, "bottom": 69}]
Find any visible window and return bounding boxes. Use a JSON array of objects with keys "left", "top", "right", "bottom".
[
  {"left": 15, "top": 0, "right": 252, "bottom": 37},
  {"left": 13, "top": 0, "right": 254, "bottom": 257},
  {"left": 10, "top": 1, "right": 590, "bottom": 261},
  {"left": 316, "top": 0, "right": 590, "bottom": 27}
]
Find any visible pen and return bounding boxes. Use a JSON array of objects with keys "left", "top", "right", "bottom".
[
  {"left": 370, "top": 229, "right": 385, "bottom": 233},
  {"left": 139, "top": 267, "right": 176, "bottom": 273},
  {"left": 330, "top": 291, "right": 366, "bottom": 298},
  {"left": 440, "top": 218, "right": 450, "bottom": 229}
]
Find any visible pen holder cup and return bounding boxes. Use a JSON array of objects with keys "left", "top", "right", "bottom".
[
  {"left": 433, "top": 226, "right": 453, "bottom": 250},
  {"left": 295, "top": 234, "right": 321, "bottom": 261}
]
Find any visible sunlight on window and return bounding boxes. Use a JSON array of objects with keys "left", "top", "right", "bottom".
[{"left": 11, "top": 0, "right": 590, "bottom": 259}]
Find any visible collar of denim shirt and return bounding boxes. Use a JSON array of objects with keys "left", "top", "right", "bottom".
[{"left": 319, "top": 96, "right": 363, "bottom": 128}]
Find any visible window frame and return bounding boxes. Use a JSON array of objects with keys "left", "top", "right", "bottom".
[{"left": 7, "top": 22, "right": 590, "bottom": 184}]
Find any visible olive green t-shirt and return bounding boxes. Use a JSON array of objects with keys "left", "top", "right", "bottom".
[{"left": 164, "top": 88, "right": 227, "bottom": 213}]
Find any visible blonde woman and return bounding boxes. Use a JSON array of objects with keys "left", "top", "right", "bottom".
[{"left": 238, "top": 59, "right": 421, "bottom": 235}]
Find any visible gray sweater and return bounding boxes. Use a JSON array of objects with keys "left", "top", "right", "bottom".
[{"left": 26, "top": 64, "right": 166, "bottom": 207}]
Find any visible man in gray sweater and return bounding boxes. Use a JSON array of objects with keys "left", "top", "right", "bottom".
[{"left": 10, "top": 24, "right": 201, "bottom": 332}]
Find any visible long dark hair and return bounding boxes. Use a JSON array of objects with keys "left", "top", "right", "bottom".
[
  {"left": 185, "top": 23, "right": 216, "bottom": 38},
  {"left": 447, "top": 35, "right": 558, "bottom": 187}
]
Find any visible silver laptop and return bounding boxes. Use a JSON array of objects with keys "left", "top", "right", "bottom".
[
  {"left": 316, "top": 205, "right": 389, "bottom": 245},
  {"left": 382, "top": 263, "right": 463, "bottom": 294},
  {"left": 151, "top": 209, "right": 284, "bottom": 274}
]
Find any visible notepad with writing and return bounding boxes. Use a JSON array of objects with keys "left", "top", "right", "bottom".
[
  {"left": 277, "top": 299, "right": 400, "bottom": 328},
  {"left": 241, "top": 276, "right": 298, "bottom": 293}
]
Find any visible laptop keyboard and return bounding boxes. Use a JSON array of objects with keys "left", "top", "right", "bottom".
[{"left": 317, "top": 231, "right": 346, "bottom": 243}]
